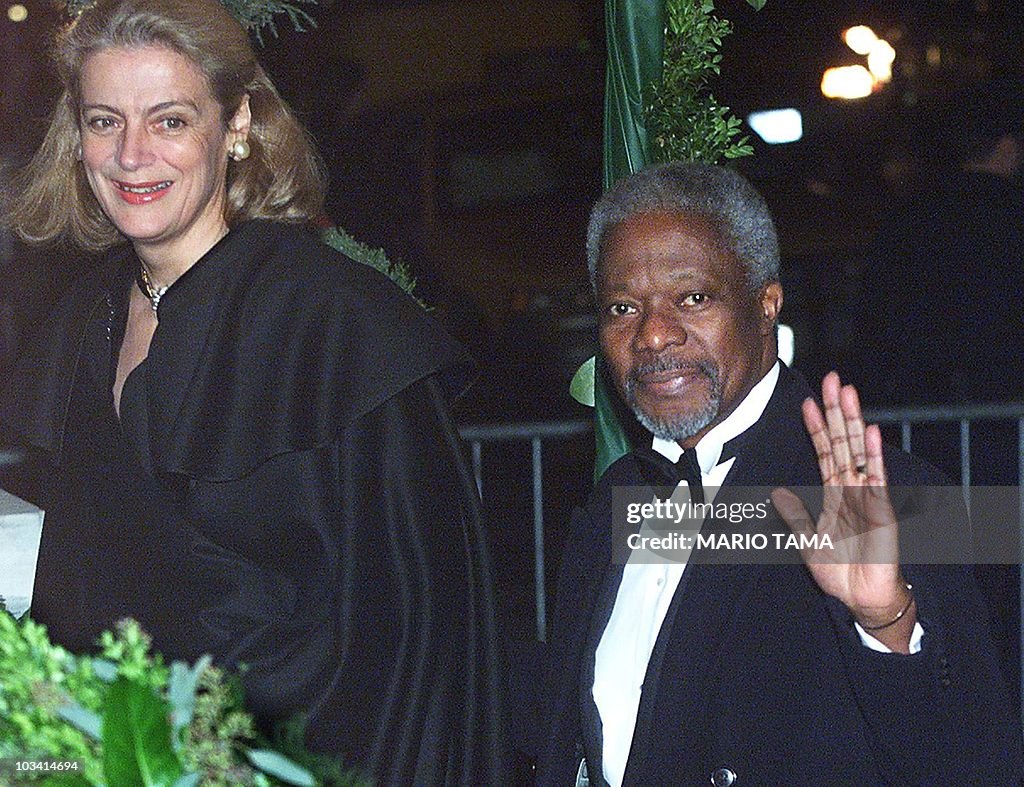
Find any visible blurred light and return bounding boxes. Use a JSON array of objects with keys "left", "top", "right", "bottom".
[
  {"left": 746, "top": 108, "right": 803, "bottom": 144},
  {"left": 867, "top": 40, "right": 896, "bottom": 83},
  {"left": 7, "top": 4, "right": 27, "bottom": 22},
  {"left": 820, "top": 65, "right": 874, "bottom": 99},
  {"left": 843, "top": 25, "right": 878, "bottom": 55},
  {"left": 926, "top": 45, "right": 941, "bottom": 66}
]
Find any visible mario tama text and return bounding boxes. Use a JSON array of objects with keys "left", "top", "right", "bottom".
[
  {"left": 611, "top": 484, "right": 1022, "bottom": 565},
  {"left": 626, "top": 529, "right": 833, "bottom": 554}
]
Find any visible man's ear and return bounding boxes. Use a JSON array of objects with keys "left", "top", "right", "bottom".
[{"left": 759, "top": 282, "right": 783, "bottom": 334}]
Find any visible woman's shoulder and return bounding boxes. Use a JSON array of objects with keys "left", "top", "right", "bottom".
[
  {"left": 233, "top": 220, "right": 416, "bottom": 304},
  {"left": 219, "top": 219, "right": 474, "bottom": 401}
]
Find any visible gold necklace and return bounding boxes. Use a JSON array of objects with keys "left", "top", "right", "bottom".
[{"left": 136, "top": 265, "right": 168, "bottom": 315}]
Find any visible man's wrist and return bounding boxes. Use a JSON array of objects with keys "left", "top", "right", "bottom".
[{"left": 855, "top": 583, "right": 915, "bottom": 632}]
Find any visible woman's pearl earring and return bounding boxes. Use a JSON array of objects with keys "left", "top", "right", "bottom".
[{"left": 229, "top": 139, "right": 250, "bottom": 161}]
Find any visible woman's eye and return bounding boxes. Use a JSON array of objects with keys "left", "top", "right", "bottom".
[{"left": 87, "top": 117, "right": 117, "bottom": 131}]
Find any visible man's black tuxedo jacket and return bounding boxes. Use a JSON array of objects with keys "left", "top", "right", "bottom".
[{"left": 538, "top": 364, "right": 1022, "bottom": 786}]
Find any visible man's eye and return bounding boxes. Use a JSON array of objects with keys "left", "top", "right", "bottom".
[
  {"left": 607, "top": 303, "right": 636, "bottom": 317},
  {"left": 681, "top": 293, "right": 707, "bottom": 306},
  {"left": 159, "top": 117, "right": 185, "bottom": 130}
]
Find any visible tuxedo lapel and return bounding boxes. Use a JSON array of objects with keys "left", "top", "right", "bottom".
[{"left": 579, "top": 561, "right": 627, "bottom": 782}]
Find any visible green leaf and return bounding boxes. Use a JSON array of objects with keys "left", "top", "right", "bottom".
[
  {"left": 593, "top": 357, "right": 634, "bottom": 481},
  {"left": 167, "top": 655, "right": 211, "bottom": 742},
  {"left": 102, "top": 677, "right": 183, "bottom": 787},
  {"left": 569, "top": 356, "right": 596, "bottom": 407},
  {"left": 39, "top": 775, "right": 92, "bottom": 786},
  {"left": 746, "top": 0, "right": 768, "bottom": 9},
  {"left": 171, "top": 774, "right": 202, "bottom": 787},
  {"left": 91, "top": 659, "right": 117, "bottom": 682},
  {"left": 245, "top": 749, "right": 316, "bottom": 786},
  {"left": 58, "top": 702, "right": 103, "bottom": 741}
]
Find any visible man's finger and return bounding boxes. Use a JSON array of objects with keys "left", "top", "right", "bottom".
[
  {"left": 822, "top": 372, "right": 854, "bottom": 476},
  {"left": 865, "top": 424, "right": 888, "bottom": 486},
  {"left": 801, "top": 397, "right": 835, "bottom": 482},
  {"left": 840, "top": 384, "right": 867, "bottom": 477}
]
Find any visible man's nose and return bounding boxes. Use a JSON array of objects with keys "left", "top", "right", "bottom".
[
  {"left": 116, "top": 123, "right": 153, "bottom": 171},
  {"left": 635, "top": 307, "right": 686, "bottom": 352}
]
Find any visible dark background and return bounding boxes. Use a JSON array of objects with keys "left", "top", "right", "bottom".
[{"left": 3, "top": 1, "right": 1023, "bottom": 412}]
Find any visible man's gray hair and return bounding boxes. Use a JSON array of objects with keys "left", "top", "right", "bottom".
[{"left": 586, "top": 161, "right": 781, "bottom": 291}]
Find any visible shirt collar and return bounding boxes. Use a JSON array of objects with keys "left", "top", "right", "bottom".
[{"left": 651, "top": 361, "right": 780, "bottom": 473}]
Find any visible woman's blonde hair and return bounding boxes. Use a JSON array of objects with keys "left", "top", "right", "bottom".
[{"left": 6, "top": 0, "right": 324, "bottom": 250}]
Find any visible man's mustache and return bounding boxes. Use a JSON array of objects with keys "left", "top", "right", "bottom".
[{"left": 627, "top": 357, "right": 718, "bottom": 386}]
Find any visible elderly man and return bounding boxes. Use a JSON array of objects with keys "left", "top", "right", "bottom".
[{"left": 538, "top": 162, "right": 1022, "bottom": 786}]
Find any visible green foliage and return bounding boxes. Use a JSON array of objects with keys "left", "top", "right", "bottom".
[
  {"left": 646, "top": 0, "right": 761, "bottom": 164},
  {"left": 0, "top": 613, "right": 104, "bottom": 782},
  {"left": 219, "top": 0, "right": 317, "bottom": 43},
  {"left": 179, "top": 666, "right": 260, "bottom": 786},
  {"left": 97, "top": 622, "right": 168, "bottom": 693},
  {"left": 102, "top": 679, "right": 182, "bottom": 786},
  {"left": 320, "top": 226, "right": 426, "bottom": 309},
  {"left": 63, "top": 0, "right": 317, "bottom": 44},
  {"left": 0, "top": 614, "right": 344, "bottom": 786},
  {"left": 569, "top": 356, "right": 596, "bottom": 407}
]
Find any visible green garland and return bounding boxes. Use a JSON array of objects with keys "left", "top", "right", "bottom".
[{"left": 647, "top": 0, "right": 767, "bottom": 164}]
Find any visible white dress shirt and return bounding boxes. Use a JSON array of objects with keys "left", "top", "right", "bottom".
[{"left": 592, "top": 362, "right": 922, "bottom": 787}]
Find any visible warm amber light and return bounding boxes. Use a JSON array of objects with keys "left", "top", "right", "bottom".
[
  {"left": 843, "top": 25, "right": 878, "bottom": 55},
  {"left": 867, "top": 40, "right": 896, "bottom": 83},
  {"left": 820, "top": 65, "right": 874, "bottom": 100}
]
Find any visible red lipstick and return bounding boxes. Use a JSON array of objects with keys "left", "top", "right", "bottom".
[{"left": 112, "top": 179, "right": 173, "bottom": 205}]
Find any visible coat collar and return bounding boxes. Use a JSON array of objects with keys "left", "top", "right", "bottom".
[{"left": 2, "top": 221, "right": 474, "bottom": 480}]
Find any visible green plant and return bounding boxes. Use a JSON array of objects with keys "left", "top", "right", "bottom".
[
  {"left": 64, "top": 0, "right": 317, "bottom": 43},
  {"left": 0, "top": 614, "right": 367, "bottom": 786},
  {"left": 320, "top": 226, "right": 427, "bottom": 309},
  {"left": 647, "top": 0, "right": 767, "bottom": 164},
  {"left": 219, "top": 0, "right": 316, "bottom": 39}
]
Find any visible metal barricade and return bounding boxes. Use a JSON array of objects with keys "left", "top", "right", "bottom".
[
  {"left": 461, "top": 403, "right": 1024, "bottom": 648},
  {"left": 459, "top": 420, "right": 590, "bottom": 641}
]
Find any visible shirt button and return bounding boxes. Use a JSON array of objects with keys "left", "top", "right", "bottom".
[{"left": 710, "top": 766, "right": 737, "bottom": 786}]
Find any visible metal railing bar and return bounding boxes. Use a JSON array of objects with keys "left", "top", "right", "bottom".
[
  {"left": 900, "top": 421, "right": 912, "bottom": 453},
  {"left": 459, "top": 420, "right": 592, "bottom": 442},
  {"left": 866, "top": 401, "right": 1024, "bottom": 423},
  {"left": 456, "top": 404, "right": 1024, "bottom": 647},
  {"left": 960, "top": 419, "right": 971, "bottom": 509},
  {"left": 471, "top": 441, "right": 483, "bottom": 497},
  {"left": 1019, "top": 418, "right": 1024, "bottom": 720},
  {"left": 532, "top": 437, "right": 546, "bottom": 642}
]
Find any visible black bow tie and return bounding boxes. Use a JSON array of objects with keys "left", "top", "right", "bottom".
[
  {"left": 633, "top": 422, "right": 761, "bottom": 502},
  {"left": 634, "top": 446, "right": 705, "bottom": 504}
]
